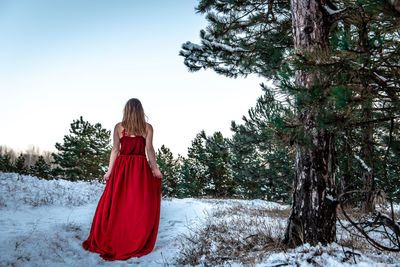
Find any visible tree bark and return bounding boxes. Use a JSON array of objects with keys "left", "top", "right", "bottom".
[
  {"left": 340, "top": 129, "right": 354, "bottom": 197},
  {"left": 388, "top": 0, "right": 400, "bottom": 13},
  {"left": 283, "top": 0, "right": 337, "bottom": 247},
  {"left": 361, "top": 94, "right": 375, "bottom": 213},
  {"left": 358, "top": 9, "right": 375, "bottom": 213}
]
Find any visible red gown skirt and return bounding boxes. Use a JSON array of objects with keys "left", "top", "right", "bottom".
[{"left": 82, "top": 132, "right": 161, "bottom": 261}]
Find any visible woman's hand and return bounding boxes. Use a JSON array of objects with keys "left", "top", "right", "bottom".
[
  {"left": 104, "top": 170, "right": 112, "bottom": 182},
  {"left": 153, "top": 169, "right": 163, "bottom": 179}
]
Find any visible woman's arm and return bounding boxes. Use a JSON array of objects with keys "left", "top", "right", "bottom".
[
  {"left": 104, "top": 123, "right": 121, "bottom": 181},
  {"left": 145, "top": 123, "right": 163, "bottom": 179}
]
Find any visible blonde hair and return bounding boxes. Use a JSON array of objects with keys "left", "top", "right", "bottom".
[{"left": 121, "top": 98, "right": 147, "bottom": 136}]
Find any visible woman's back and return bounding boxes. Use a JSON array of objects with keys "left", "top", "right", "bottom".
[{"left": 119, "top": 128, "right": 146, "bottom": 156}]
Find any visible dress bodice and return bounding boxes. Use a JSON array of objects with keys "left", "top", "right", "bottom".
[{"left": 119, "top": 129, "right": 146, "bottom": 155}]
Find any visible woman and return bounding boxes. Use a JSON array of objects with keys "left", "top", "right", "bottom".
[{"left": 82, "top": 98, "right": 163, "bottom": 261}]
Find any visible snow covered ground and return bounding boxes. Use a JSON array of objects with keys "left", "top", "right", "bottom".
[
  {"left": 0, "top": 172, "right": 212, "bottom": 266},
  {"left": 1, "top": 171, "right": 399, "bottom": 266}
]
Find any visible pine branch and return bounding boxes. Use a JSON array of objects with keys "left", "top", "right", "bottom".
[{"left": 350, "top": 116, "right": 399, "bottom": 127}]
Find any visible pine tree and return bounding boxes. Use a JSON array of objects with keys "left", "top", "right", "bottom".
[
  {"left": 180, "top": 0, "right": 399, "bottom": 246},
  {"left": 230, "top": 97, "right": 295, "bottom": 202},
  {"left": 177, "top": 156, "right": 199, "bottom": 198},
  {"left": 52, "top": 116, "right": 112, "bottom": 181},
  {"left": 29, "top": 155, "right": 52, "bottom": 180},
  {"left": 203, "top": 131, "right": 235, "bottom": 197},
  {"left": 336, "top": 119, "right": 400, "bottom": 204},
  {"left": 0, "top": 153, "right": 14, "bottom": 173},
  {"left": 280, "top": 0, "right": 339, "bottom": 247},
  {"left": 187, "top": 132, "right": 210, "bottom": 196},
  {"left": 14, "top": 153, "right": 28, "bottom": 175},
  {"left": 186, "top": 131, "right": 234, "bottom": 197},
  {"left": 156, "top": 145, "right": 181, "bottom": 197},
  {"left": 375, "top": 119, "right": 400, "bottom": 202}
]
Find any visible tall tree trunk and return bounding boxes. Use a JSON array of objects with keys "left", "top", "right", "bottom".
[
  {"left": 361, "top": 93, "right": 375, "bottom": 213},
  {"left": 358, "top": 9, "right": 375, "bottom": 213},
  {"left": 283, "top": 0, "right": 337, "bottom": 247},
  {"left": 340, "top": 129, "right": 353, "bottom": 197},
  {"left": 339, "top": 23, "right": 354, "bottom": 201}
]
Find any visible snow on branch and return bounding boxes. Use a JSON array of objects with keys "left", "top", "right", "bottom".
[
  {"left": 354, "top": 155, "right": 372, "bottom": 172},
  {"left": 374, "top": 72, "right": 388, "bottom": 82},
  {"left": 182, "top": 41, "right": 204, "bottom": 52},
  {"left": 202, "top": 39, "right": 247, "bottom": 53},
  {"left": 322, "top": 4, "right": 346, "bottom": 15},
  {"left": 322, "top": 4, "right": 348, "bottom": 23}
]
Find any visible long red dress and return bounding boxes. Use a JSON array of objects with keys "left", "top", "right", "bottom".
[{"left": 82, "top": 128, "right": 162, "bottom": 261}]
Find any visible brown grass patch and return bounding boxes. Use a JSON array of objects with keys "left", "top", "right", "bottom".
[
  {"left": 176, "top": 202, "right": 290, "bottom": 266},
  {"left": 336, "top": 204, "right": 400, "bottom": 252}
]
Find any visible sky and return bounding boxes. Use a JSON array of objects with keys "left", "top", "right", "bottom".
[{"left": 0, "top": 0, "right": 265, "bottom": 157}]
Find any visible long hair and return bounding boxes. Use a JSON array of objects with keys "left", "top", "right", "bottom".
[{"left": 121, "top": 98, "right": 147, "bottom": 136}]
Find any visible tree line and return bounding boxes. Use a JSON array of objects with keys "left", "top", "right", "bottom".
[
  {"left": 0, "top": 146, "right": 53, "bottom": 180},
  {"left": 157, "top": 98, "right": 400, "bottom": 204},
  {"left": 0, "top": 116, "right": 112, "bottom": 182},
  {"left": 1, "top": 101, "right": 399, "bottom": 206},
  {"left": 0, "top": 114, "right": 295, "bottom": 202},
  {"left": 157, "top": 128, "right": 294, "bottom": 202}
]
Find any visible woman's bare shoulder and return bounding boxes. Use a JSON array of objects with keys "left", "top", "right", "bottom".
[
  {"left": 114, "top": 122, "right": 123, "bottom": 129},
  {"left": 146, "top": 123, "right": 153, "bottom": 131},
  {"left": 144, "top": 123, "right": 153, "bottom": 139},
  {"left": 114, "top": 122, "right": 124, "bottom": 136}
]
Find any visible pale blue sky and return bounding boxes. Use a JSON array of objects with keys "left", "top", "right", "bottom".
[{"left": 0, "top": 0, "right": 264, "bottom": 156}]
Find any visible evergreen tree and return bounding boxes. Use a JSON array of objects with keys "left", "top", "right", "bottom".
[
  {"left": 230, "top": 97, "right": 295, "bottom": 202},
  {"left": 336, "top": 119, "right": 400, "bottom": 204},
  {"left": 0, "top": 153, "right": 5, "bottom": 172},
  {"left": 29, "top": 155, "right": 52, "bottom": 180},
  {"left": 187, "top": 132, "right": 210, "bottom": 196},
  {"left": 14, "top": 153, "right": 28, "bottom": 175},
  {"left": 156, "top": 145, "right": 181, "bottom": 197},
  {"left": 375, "top": 119, "right": 400, "bottom": 202},
  {"left": 186, "top": 131, "right": 234, "bottom": 197},
  {"left": 180, "top": 0, "right": 399, "bottom": 247},
  {"left": 202, "top": 131, "right": 234, "bottom": 197},
  {"left": 0, "top": 153, "right": 14, "bottom": 173},
  {"left": 52, "top": 116, "right": 112, "bottom": 181},
  {"left": 177, "top": 156, "right": 199, "bottom": 198},
  {"left": 335, "top": 129, "right": 360, "bottom": 197}
]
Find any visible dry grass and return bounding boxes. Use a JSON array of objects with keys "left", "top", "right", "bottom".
[
  {"left": 337, "top": 205, "right": 400, "bottom": 221},
  {"left": 176, "top": 201, "right": 400, "bottom": 266},
  {"left": 176, "top": 202, "right": 290, "bottom": 266},
  {"left": 336, "top": 204, "right": 400, "bottom": 252}
]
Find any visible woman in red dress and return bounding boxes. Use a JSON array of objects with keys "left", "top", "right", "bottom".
[{"left": 82, "top": 98, "right": 163, "bottom": 261}]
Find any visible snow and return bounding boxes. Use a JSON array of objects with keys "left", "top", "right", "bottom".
[
  {"left": 182, "top": 40, "right": 246, "bottom": 54},
  {"left": 374, "top": 72, "right": 388, "bottom": 82},
  {"left": 0, "top": 172, "right": 212, "bottom": 266},
  {"left": 0, "top": 172, "right": 104, "bottom": 209},
  {"left": 326, "top": 194, "right": 335, "bottom": 202},
  {"left": 202, "top": 39, "right": 246, "bottom": 53},
  {"left": 1, "top": 171, "right": 399, "bottom": 266},
  {"left": 354, "top": 155, "right": 372, "bottom": 172},
  {"left": 182, "top": 41, "right": 203, "bottom": 51},
  {"left": 257, "top": 242, "right": 396, "bottom": 266},
  {"left": 322, "top": 4, "right": 346, "bottom": 15}
]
